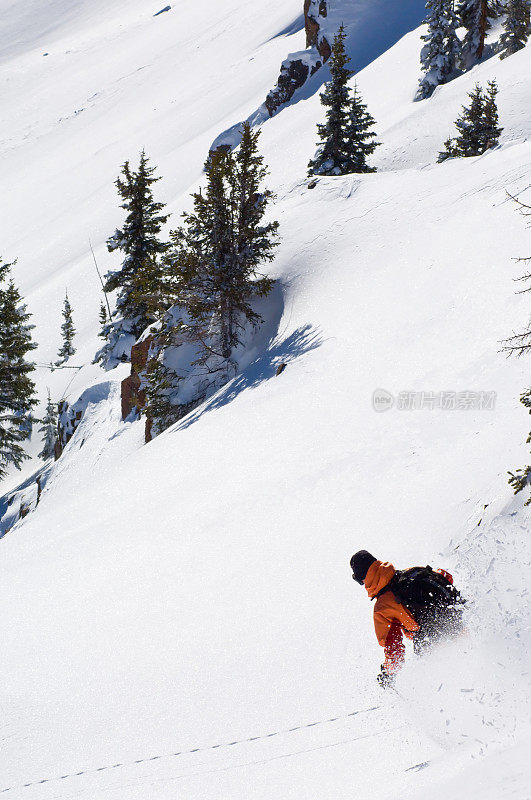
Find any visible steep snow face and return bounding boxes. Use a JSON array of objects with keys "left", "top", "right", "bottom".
[{"left": 0, "top": 1, "right": 531, "bottom": 799}]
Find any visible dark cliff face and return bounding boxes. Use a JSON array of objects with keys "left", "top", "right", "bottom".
[
  {"left": 304, "top": 0, "right": 330, "bottom": 54},
  {"left": 265, "top": 0, "right": 331, "bottom": 118}
]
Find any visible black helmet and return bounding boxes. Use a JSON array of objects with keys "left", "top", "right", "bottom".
[{"left": 350, "top": 550, "right": 376, "bottom": 585}]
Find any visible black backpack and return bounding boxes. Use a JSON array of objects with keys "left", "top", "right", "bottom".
[{"left": 379, "top": 566, "right": 465, "bottom": 645}]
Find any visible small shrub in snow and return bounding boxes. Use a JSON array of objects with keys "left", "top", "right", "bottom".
[
  {"left": 503, "top": 195, "right": 531, "bottom": 502},
  {"left": 508, "top": 390, "right": 531, "bottom": 504},
  {"left": 502, "top": 193, "right": 531, "bottom": 356}
]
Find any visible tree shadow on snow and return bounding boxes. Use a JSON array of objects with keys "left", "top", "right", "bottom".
[{"left": 174, "top": 323, "right": 323, "bottom": 432}]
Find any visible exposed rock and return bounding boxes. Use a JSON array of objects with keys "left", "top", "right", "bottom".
[
  {"left": 265, "top": 0, "right": 331, "bottom": 117},
  {"left": 265, "top": 58, "right": 314, "bottom": 116},
  {"left": 305, "top": 0, "right": 329, "bottom": 54},
  {"left": 57, "top": 400, "right": 83, "bottom": 453},
  {"left": 304, "top": 0, "right": 319, "bottom": 47},
  {"left": 121, "top": 336, "right": 153, "bottom": 420}
]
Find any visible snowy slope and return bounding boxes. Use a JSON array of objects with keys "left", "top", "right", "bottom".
[{"left": 0, "top": 1, "right": 530, "bottom": 799}]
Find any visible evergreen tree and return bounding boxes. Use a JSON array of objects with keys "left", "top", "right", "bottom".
[
  {"left": 98, "top": 300, "right": 108, "bottom": 338},
  {"left": 143, "top": 323, "right": 184, "bottom": 435},
  {"left": 56, "top": 291, "right": 76, "bottom": 365},
  {"left": 416, "top": 0, "right": 461, "bottom": 100},
  {"left": 480, "top": 80, "right": 503, "bottom": 150},
  {"left": 147, "top": 125, "right": 278, "bottom": 431},
  {"left": 308, "top": 28, "right": 380, "bottom": 176},
  {"left": 458, "top": 0, "right": 504, "bottom": 66},
  {"left": 128, "top": 254, "right": 170, "bottom": 322},
  {"left": 38, "top": 389, "right": 57, "bottom": 461},
  {"left": 99, "top": 151, "right": 169, "bottom": 366},
  {"left": 168, "top": 127, "right": 277, "bottom": 364},
  {"left": 438, "top": 82, "right": 503, "bottom": 161},
  {"left": 343, "top": 86, "right": 380, "bottom": 172},
  {"left": 0, "top": 259, "right": 37, "bottom": 480},
  {"left": 308, "top": 26, "right": 355, "bottom": 176},
  {"left": 499, "top": 0, "right": 530, "bottom": 59}
]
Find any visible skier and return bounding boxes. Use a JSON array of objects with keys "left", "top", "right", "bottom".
[{"left": 350, "top": 550, "right": 464, "bottom": 688}]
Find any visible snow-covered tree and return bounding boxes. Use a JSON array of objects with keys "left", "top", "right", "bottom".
[
  {"left": 38, "top": 389, "right": 57, "bottom": 461},
  {"left": 147, "top": 124, "right": 278, "bottom": 433},
  {"left": 56, "top": 291, "right": 76, "bottom": 365},
  {"left": 438, "top": 82, "right": 503, "bottom": 161},
  {"left": 308, "top": 26, "right": 354, "bottom": 176},
  {"left": 458, "top": 0, "right": 504, "bottom": 66},
  {"left": 0, "top": 259, "right": 37, "bottom": 480},
  {"left": 499, "top": 0, "right": 530, "bottom": 59},
  {"left": 416, "top": 0, "right": 461, "bottom": 100},
  {"left": 98, "top": 151, "right": 169, "bottom": 367}
]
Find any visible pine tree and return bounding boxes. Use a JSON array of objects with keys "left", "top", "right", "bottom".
[
  {"left": 38, "top": 389, "right": 57, "bottom": 461},
  {"left": 308, "top": 26, "right": 355, "bottom": 176},
  {"left": 56, "top": 291, "right": 76, "bottom": 365},
  {"left": 458, "top": 0, "right": 504, "bottom": 66},
  {"left": 98, "top": 300, "right": 108, "bottom": 339},
  {"left": 100, "top": 151, "right": 169, "bottom": 366},
  {"left": 143, "top": 323, "right": 184, "bottom": 435},
  {"left": 128, "top": 254, "right": 170, "bottom": 322},
  {"left": 416, "top": 0, "right": 461, "bottom": 100},
  {"left": 499, "top": 0, "right": 530, "bottom": 59},
  {"left": 168, "top": 128, "right": 277, "bottom": 364},
  {"left": 343, "top": 86, "right": 380, "bottom": 172},
  {"left": 0, "top": 259, "right": 37, "bottom": 480},
  {"left": 438, "top": 82, "right": 503, "bottom": 161},
  {"left": 480, "top": 80, "right": 503, "bottom": 150},
  {"left": 147, "top": 125, "right": 278, "bottom": 431}
]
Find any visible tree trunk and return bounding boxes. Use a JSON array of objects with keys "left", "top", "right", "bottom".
[
  {"left": 477, "top": 0, "right": 488, "bottom": 59},
  {"left": 220, "top": 294, "right": 232, "bottom": 360}
]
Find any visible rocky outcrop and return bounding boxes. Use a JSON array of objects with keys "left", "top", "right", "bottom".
[
  {"left": 305, "top": 0, "right": 330, "bottom": 56},
  {"left": 121, "top": 336, "right": 153, "bottom": 421},
  {"left": 265, "top": 0, "right": 331, "bottom": 117},
  {"left": 56, "top": 401, "right": 83, "bottom": 458},
  {"left": 265, "top": 57, "right": 318, "bottom": 116}
]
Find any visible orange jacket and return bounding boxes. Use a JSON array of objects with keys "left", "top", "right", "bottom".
[{"left": 364, "top": 560, "right": 419, "bottom": 673}]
